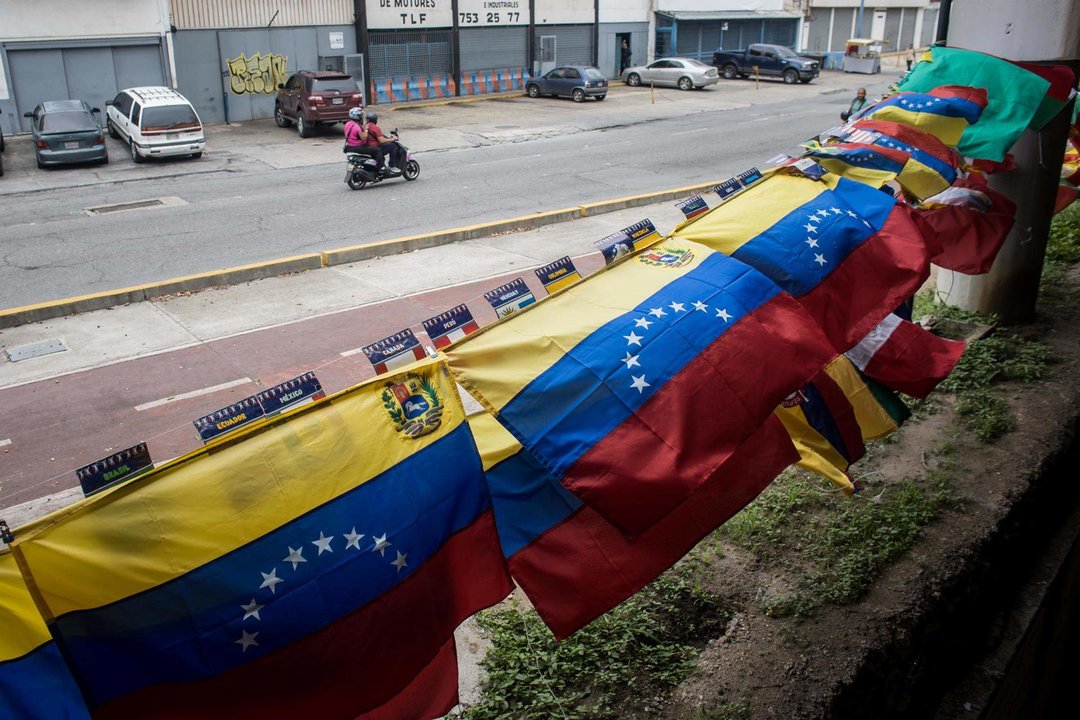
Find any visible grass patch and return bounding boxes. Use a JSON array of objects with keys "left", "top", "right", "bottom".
[
  {"left": 463, "top": 573, "right": 730, "bottom": 720},
  {"left": 723, "top": 455, "right": 958, "bottom": 618}
]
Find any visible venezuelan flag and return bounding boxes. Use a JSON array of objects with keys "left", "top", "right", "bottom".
[
  {"left": 10, "top": 359, "right": 511, "bottom": 720},
  {"left": 445, "top": 238, "right": 835, "bottom": 537},
  {"left": 852, "top": 85, "right": 987, "bottom": 147},
  {"left": 0, "top": 552, "right": 91, "bottom": 720},
  {"left": 853, "top": 118, "right": 959, "bottom": 199},
  {"left": 470, "top": 411, "right": 797, "bottom": 639},
  {"left": 804, "top": 142, "right": 907, "bottom": 191},
  {"left": 775, "top": 355, "right": 907, "bottom": 495},
  {"left": 671, "top": 172, "right": 931, "bottom": 353}
]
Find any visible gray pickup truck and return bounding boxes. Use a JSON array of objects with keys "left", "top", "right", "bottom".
[{"left": 711, "top": 44, "right": 820, "bottom": 84}]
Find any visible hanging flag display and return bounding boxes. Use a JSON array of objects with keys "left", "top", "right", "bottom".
[
  {"left": 594, "top": 219, "right": 663, "bottom": 264},
  {"left": 844, "top": 313, "right": 966, "bottom": 399},
  {"left": 446, "top": 238, "right": 835, "bottom": 536},
  {"left": 75, "top": 442, "right": 154, "bottom": 497},
  {"left": 534, "top": 256, "right": 583, "bottom": 293},
  {"left": 422, "top": 304, "right": 481, "bottom": 349},
  {"left": 916, "top": 177, "right": 1017, "bottom": 274},
  {"left": 10, "top": 359, "right": 512, "bottom": 720},
  {"left": 852, "top": 85, "right": 988, "bottom": 148},
  {"left": 194, "top": 395, "right": 266, "bottom": 443},
  {"left": 0, "top": 552, "right": 92, "bottom": 720},
  {"left": 361, "top": 328, "right": 427, "bottom": 375},
  {"left": 483, "top": 278, "right": 536, "bottom": 318}
]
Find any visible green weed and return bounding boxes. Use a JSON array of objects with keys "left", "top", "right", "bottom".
[{"left": 955, "top": 389, "right": 1015, "bottom": 441}]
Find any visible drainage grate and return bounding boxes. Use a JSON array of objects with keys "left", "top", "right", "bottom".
[
  {"left": 5, "top": 338, "right": 68, "bottom": 362},
  {"left": 85, "top": 199, "right": 166, "bottom": 215}
]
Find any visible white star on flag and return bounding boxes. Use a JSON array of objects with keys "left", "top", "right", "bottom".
[
  {"left": 344, "top": 528, "right": 364, "bottom": 550},
  {"left": 847, "top": 210, "right": 859, "bottom": 218},
  {"left": 814, "top": 253, "right": 827, "bottom": 266},
  {"left": 669, "top": 301, "right": 686, "bottom": 313},
  {"left": 259, "top": 569, "right": 283, "bottom": 594},
  {"left": 863, "top": 219, "right": 872, "bottom": 228},
  {"left": 624, "top": 331, "right": 643, "bottom": 346},
  {"left": 806, "top": 237, "right": 819, "bottom": 248},
  {"left": 693, "top": 300, "right": 708, "bottom": 312},
  {"left": 241, "top": 599, "right": 263, "bottom": 622},
  {"left": 391, "top": 551, "right": 409, "bottom": 573},
  {"left": 622, "top": 352, "right": 641, "bottom": 369},
  {"left": 816, "top": 209, "right": 830, "bottom": 218},
  {"left": 634, "top": 317, "right": 653, "bottom": 329},
  {"left": 371, "top": 534, "right": 392, "bottom": 557},
  {"left": 284, "top": 546, "right": 306, "bottom": 570},
  {"left": 715, "top": 308, "right": 732, "bottom": 322},
  {"left": 236, "top": 630, "right": 259, "bottom": 653},
  {"left": 648, "top": 307, "right": 667, "bottom": 318},
  {"left": 806, "top": 213, "right": 820, "bottom": 223},
  {"left": 830, "top": 207, "right": 843, "bottom": 215},
  {"left": 630, "top": 375, "right": 651, "bottom": 393},
  {"left": 312, "top": 532, "right": 334, "bottom": 555},
  {"left": 805, "top": 224, "right": 818, "bottom": 233}
]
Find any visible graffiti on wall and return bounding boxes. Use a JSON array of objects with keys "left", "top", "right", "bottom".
[{"left": 227, "top": 52, "right": 288, "bottom": 95}]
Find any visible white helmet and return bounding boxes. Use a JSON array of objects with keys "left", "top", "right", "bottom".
[{"left": 348, "top": 107, "right": 363, "bottom": 121}]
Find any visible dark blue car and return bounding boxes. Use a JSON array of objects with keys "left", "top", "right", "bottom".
[
  {"left": 24, "top": 100, "right": 108, "bottom": 168},
  {"left": 526, "top": 66, "right": 608, "bottom": 102}
]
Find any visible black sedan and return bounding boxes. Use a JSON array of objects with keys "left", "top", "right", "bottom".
[
  {"left": 525, "top": 66, "right": 608, "bottom": 102},
  {"left": 23, "top": 100, "right": 108, "bottom": 168}
]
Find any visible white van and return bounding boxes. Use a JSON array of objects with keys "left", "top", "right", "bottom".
[{"left": 106, "top": 87, "right": 205, "bottom": 163}]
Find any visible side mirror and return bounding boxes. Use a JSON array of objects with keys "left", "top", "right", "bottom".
[{"left": 23, "top": 112, "right": 33, "bottom": 118}]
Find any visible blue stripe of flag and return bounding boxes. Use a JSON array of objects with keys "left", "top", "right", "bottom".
[
  {"left": 486, "top": 450, "right": 581, "bottom": 558},
  {"left": 872, "top": 136, "right": 958, "bottom": 185},
  {"left": 864, "top": 93, "right": 983, "bottom": 124},
  {"left": 730, "top": 176, "right": 896, "bottom": 298},
  {"left": 808, "top": 146, "right": 907, "bottom": 175},
  {"left": 799, "top": 382, "right": 853, "bottom": 464},
  {"left": 498, "top": 253, "right": 779, "bottom": 481},
  {"left": 0, "top": 641, "right": 91, "bottom": 719},
  {"left": 52, "top": 423, "right": 490, "bottom": 707}
]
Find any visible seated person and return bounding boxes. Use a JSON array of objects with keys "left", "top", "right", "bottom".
[
  {"left": 343, "top": 108, "right": 383, "bottom": 169},
  {"left": 363, "top": 110, "right": 403, "bottom": 174}
]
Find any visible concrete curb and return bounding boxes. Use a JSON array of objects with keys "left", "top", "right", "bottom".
[{"left": 1, "top": 180, "right": 720, "bottom": 329}]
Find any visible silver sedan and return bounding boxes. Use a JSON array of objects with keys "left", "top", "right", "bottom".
[{"left": 622, "top": 57, "right": 720, "bottom": 90}]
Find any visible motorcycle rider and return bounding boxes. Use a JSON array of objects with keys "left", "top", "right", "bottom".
[
  {"left": 363, "top": 110, "right": 404, "bottom": 175},
  {"left": 343, "top": 108, "right": 385, "bottom": 171}
]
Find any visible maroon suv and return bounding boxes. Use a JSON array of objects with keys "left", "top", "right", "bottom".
[{"left": 275, "top": 71, "right": 364, "bottom": 138}]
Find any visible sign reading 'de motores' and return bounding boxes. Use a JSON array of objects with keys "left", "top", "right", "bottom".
[{"left": 367, "top": 0, "right": 453, "bottom": 29}]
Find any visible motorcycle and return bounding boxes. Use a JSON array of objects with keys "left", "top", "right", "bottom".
[{"left": 344, "top": 131, "right": 420, "bottom": 190}]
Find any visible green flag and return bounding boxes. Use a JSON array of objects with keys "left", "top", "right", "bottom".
[{"left": 900, "top": 46, "right": 1051, "bottom": 161}]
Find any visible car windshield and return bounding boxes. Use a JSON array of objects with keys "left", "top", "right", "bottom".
[
  {"left": 141, "top": 105, "right": 199, "bottom": 130},
  {"left": 312, "top": 78, "right": 357, "bottom": 94},
  {"left": 775, "top": 47, "right": 798, "bottom": 57},
  {"left": 41, "top": 111, "right": 98, "bottom": 133},
  {"left": 683, "top": 59, "right": 709, "bottom": 68},
  {"left": 585, "top": 68, "right": 605, "bottom": 81}
]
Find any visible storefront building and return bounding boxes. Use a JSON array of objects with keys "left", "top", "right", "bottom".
[
  {"left": 801, "top": 0, "right": 940, "bottom": 58},
  {"left": 654, "top": 0, "right": 803, "bottom": 63},
  {"left": 0, "top": 0, "right": 172, "bottom": 134}
]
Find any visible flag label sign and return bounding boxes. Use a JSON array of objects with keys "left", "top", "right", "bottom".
[
  {"left": 714, "top": 176, "right": 742, "bottom": 199},
  {"left": 362, "top": 329, "right": 427, "bottom": 375},
  {"left": 194, "top": 396, "right": 266, "bottom": 442},
  {"left": 256, "top": 372, "right": 325, "bottom": 415},
  {"left": 534, "top": 256, "right": 582, "bottom": 293},
  {"left": 484, "top": 278, "right": 536, "bottom": 318},
  {"left": 423, "top": 305, "right": 481, "bottom": 349},
  {"left": 791, "top": 158, "right": 829, "bottom": 181},
  {"left": 735, "top": 166, "right": 763, "bottom": 186},
  {"left": 675, "top": 196, "right": 710, "bottom": 221},
  {"left": 76, "top": 442, "right": 154, "bottom": 496},
  {"left": 595, "top": 219, "right": 662, "bottom": 264}
]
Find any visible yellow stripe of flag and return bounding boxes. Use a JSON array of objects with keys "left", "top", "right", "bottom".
[{"left": 0, "top": 552, "right": 52, "bottom": 661}]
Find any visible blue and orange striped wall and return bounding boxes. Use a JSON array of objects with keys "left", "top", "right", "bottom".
[{"left": 369, "top": 68, "right": 529, "bottom": 104}]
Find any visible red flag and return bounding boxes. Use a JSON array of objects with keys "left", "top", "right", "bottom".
[
  {"left": 844, "top": 314, "right": 965, "bottom": 399},
  {"left": 357, "top": 637, "right": 460, "bottom": 720},
  {"left": 915, "top": 177, "right": 1017, "bottom": 274}
]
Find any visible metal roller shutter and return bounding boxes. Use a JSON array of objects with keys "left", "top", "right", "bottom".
[
  {"left": 460, "top": 27, "right": 527, "bottom": 72},
  {"left": 536, "top": 25, "right": 593, "bottom": 67},
  {"left": 369, "top": 30, "right": 453, "bottom": 82},
  {"left": 763, "top": 20, "right": 797, "bottom": 47}
]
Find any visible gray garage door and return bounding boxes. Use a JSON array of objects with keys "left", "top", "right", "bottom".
[
  {"left": 460, "top": 27, "right": 527, "bottom": 72},
  {"left": 8, "top": 40, "right": 164, "bottom": 132},
  {"left": 535, "top": 25, "right": 593, "bottom": 68}
]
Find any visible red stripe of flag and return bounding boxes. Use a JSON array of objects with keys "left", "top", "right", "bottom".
[
  {"left": 811, "top": 365, "right": 866, "bottom": 464},
  {"left": 93, "top": 513, "right": 511, "bottom": 720},
  {"left": 847, "top": 318, "right": 965, "bottom": 399},
  {"left": 511, "top": 415, "right": 797, "bottom": 639},
  {"left": 915, "top": 177, "right": 1016, "bottom": 275},
  {"left": 563, "top": 292, "right": 834, "bottom": 536},
  {"left": 853, "top": 118, "right": 957, "bottom": 166},
  {"left": 931, "top": 84, "right": 989, "bottom": 110},
  {"left": 356, "top": 637, "right": 459, "bottom": 720}
]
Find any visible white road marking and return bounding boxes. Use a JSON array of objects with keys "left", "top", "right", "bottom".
[
  {"left": 134, "top": 377, "right": 254, "bottom": 412},
  {"left": 671, "top": 127, "right": 711, "bottom": 136},
  {"left": 0, "top": 438, "right": 12, "bottom": 448}
]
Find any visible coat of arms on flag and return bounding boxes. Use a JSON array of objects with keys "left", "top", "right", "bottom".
[
  {"left": 639, "top": 246, "right": 694, "bottom": 268},
  {"left": 382, "top": 372, "right": 446, "bottom": 439}
]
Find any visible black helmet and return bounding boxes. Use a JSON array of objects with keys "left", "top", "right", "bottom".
[{"left": 366, "top": 110, "right": 378, "bottom": 123}]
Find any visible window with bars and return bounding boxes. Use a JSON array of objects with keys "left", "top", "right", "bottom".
[{"left": 368, "top": 30, "right": 453, "bottom": 80}]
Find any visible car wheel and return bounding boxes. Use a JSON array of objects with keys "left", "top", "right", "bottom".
[
  {"left": 130, "top": 141, "right": 145, "bottom": 164},
  {"left": 297, "top": 114, "right": 314, "bottom": 138},
  {"left": 526, "top": 84, "right": 540, "bottom": 98},
  {"left": 572, "top": 88, "right": 585, "bottom": 103},
  {"left": 403, "top": 159, "right": 420, "bottom": 181},
  {"left": 626, "top": 73, "right": 641, "bottom": 87},
  {"left": 275, "top": 106, "right": 291, "bottom": 128},
  {"left": 783, "top": 69, "right": 798, "bottom": 84},
  {"left": 595, "top": 94, "right": 606, "bottom": 101},
  {"left": 722, "top": 64, "right": 738, "bottom": 80},
  {"left": 107, "top": 120, "right": 119, "bottom": 139},
  {"left": 677, "top": 76, "right": 693, "bottom": 91}
]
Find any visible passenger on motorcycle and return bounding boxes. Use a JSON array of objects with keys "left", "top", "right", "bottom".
[
  {"left": 343, "top": 108, "right": 385, "bottom": 171},
  {"left": 363, "top": 110, "right": 404, "bottom": 175}
]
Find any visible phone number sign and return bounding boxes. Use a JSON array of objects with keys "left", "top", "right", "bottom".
[
  {"left": 458, "top": 0, "right": 528, "bottom": 26},
  {"left": 367, "top": 0, "right": 453, "bottom": 29}
]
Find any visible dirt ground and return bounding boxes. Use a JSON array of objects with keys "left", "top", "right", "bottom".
[{"left": 662, "top": 274, "right": 1080, "bottom": 718}]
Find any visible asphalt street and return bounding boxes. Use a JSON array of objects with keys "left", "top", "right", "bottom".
[{"left": 0, "top": 75, "right": 893, "bottom": 309}]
